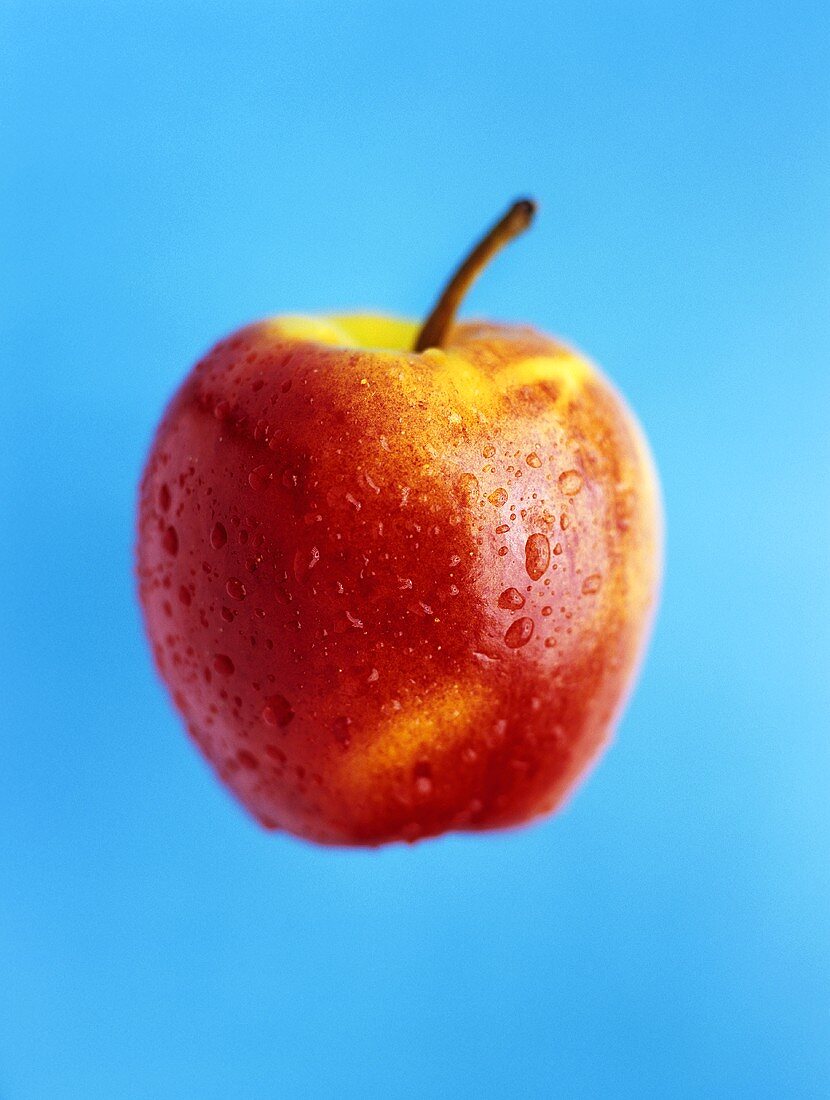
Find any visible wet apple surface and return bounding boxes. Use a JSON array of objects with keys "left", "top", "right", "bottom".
[
  {"left": 137, "top": 311, "right": 661, "bottom": 844},
  {"left": 136, "top": 202, "right": 662, "bottom": 845}
]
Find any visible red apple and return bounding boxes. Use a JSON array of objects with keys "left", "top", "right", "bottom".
[{"left": 136, "top": 201, "right": 662, "bottom": 845}]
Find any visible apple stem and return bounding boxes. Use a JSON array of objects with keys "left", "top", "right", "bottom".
[{"left": 413, "top": 198, "right": 537, "bottom": 353}]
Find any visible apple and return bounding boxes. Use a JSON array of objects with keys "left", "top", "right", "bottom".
[{"left": 136, "top": 200, "right": 662, "bottom": 845}]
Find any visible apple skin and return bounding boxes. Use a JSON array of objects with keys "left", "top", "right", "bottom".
[{"left": 136, "top": 314, "right": 661, "bottom": 845}]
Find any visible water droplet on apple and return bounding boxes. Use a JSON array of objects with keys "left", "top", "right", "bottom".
[
  {"left": 582, "top": 573, "right": 602, "bottom": 595},
  {"left": 293, "top": 546, "right": 320, "bottom": 583},
  {"left": 334, "top": 609, "right": 364, "bottom": 632},
  {"left": 504, "top": 617, "right": 534, "bottom": 649},
  {"left": 526, "top": 453, "right": 542, "bottom": 468},
  {"left": 237, "top": 749, "right": 258, "bottom": 770},
  {"left": 488, "top": 488, "right": 508, "bottom": 507},
  {"left": 213, "top": 399, "right": 230, "bottom": 421},
  {"left": 158, "top": 483, "right": 171, "bottom": 511},
  {"left": 498, "top": 587, "right": 526, "bottom": 610},
  {"left": 559, "top": 469, "right": 583, "bottom": 495},
  {"left": 459, "top": 473, "right": 479, "bottom": 505},
  {"left": 495, "top": 523, "right": 510, "bottom": 534},
  {"left": 553, "top": 542, "right": 563, "bottom": 555},
  {"left": 525, "top": 533, "right": 550, "bottom": 580},
  {"left": 225, "top": 577, "right": 247, "bottom": 601},
  {"left": 213, "top": 654, "right": 234, "bottom": 675},
  {"left": 248, "top": 464, "right": 271, "bottom": 491},
  {"left": 162, "top": 525, "right": 179, "bottom": 556},
  {"left": 541, "top": 605, "right": 552, "bottom": 616},
  {"left": 210, "top": 521, "right": 227, "bottom": 549},
  {"left": 262, "top": 694, "right": 294, "bottom": 727},
  {"left": 362, "top": 471, "right": 381, "bottom": 494}
]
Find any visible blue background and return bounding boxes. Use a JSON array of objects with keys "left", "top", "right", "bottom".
[{"left": 2, "top": 2, "right": 829, "bottom": 1096}]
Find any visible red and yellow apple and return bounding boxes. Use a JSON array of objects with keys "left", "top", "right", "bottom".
[{"left": 136, "top": 201, "right": 661, "bottom": 845}]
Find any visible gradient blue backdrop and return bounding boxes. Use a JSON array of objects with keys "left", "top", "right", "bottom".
[{"left": 2, "top": 2, "right": 829, "bottom": 1097}]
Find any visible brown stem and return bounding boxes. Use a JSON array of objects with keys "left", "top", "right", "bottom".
[{"left": 413, "top": 198, "right": 537, "bottom": 353}]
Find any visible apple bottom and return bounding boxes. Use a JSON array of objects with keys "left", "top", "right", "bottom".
[{"left": 145, "top": 580, "right": 638, "bottom": 846}]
